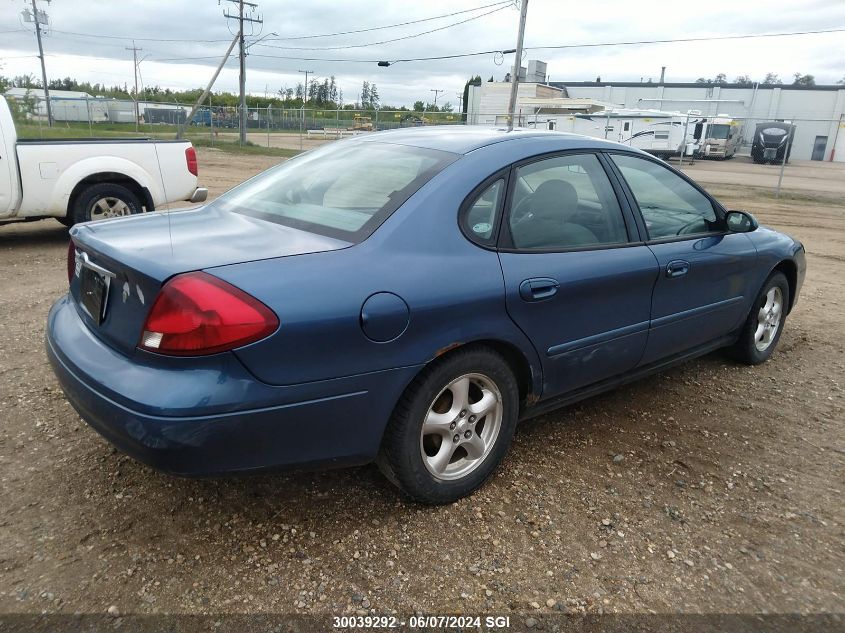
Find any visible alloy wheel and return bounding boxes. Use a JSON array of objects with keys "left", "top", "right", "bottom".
[
  {"left": 89, "top": 197, "right": 132, "bottom": 221},
  {"left": 419, "top": 373, "right": 503, "bottom": 481},
  {"left": 754, "top": 286, "right": 783, "bottom": 352}
]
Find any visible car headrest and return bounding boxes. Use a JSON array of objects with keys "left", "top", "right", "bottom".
[{"left": 531, "top": 179, "right": 578, "bottom": 221}]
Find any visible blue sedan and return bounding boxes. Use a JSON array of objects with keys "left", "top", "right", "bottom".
[{"left": 47, "top": 128, "right": 806, "bottom": 504}]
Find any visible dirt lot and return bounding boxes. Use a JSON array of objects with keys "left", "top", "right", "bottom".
[{"left": 0, "top": 149, "right": 843, "bottom": 628}]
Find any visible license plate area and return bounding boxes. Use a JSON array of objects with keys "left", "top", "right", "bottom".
[{"left": 79, "top": 266, "right": 110, "bottom": 325}]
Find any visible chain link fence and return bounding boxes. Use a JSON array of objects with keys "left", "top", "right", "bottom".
[
  {"left": 6, "top": 93, "right": 843, "bottom": 199},
  {"left": 5, "top": 94, "right": 466, "bottom": 153}
]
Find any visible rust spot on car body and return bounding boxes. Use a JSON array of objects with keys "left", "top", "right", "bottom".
[{"left": 434, "top": 342, "right": 463, "bottom": 357}]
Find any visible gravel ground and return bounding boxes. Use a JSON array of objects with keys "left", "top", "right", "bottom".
[{"left": 0, "top": 150, "right": 842, "bottom": 629}]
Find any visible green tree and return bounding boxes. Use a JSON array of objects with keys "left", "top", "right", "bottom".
[
  {"left": 360, "top": 81, "right": 370, "bottom": 108},
  {"left": 413, "top": 100, "right": 424, "bottom": 112},
  {"left": 462, "top": 74, "right": 481, "bottom": 119},
  {"left": 763, "top": 72, "right": 782, "bottom": 84},
  {"left": 792, "top": 73, "right": 815, "bottom": 86}
]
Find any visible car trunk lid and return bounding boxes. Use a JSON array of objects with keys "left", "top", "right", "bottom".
[{"left": 69, "top": 206, "right": 350, "bottom": 355}]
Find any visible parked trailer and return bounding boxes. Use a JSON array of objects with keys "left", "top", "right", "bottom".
[
  {"left": 551, "top": 110, "right": 707, "bottom": 158},
  {"left": 699, "top": 116, "right": 743, "bottom": 159},
  {"left": 143, "top": 106, "right": 187, "bottom": 125},
  {"left": 46, "top": 97, "right": 109, "bottom": 123},
  {"left": 752, "top": 122, "right": 796, "bottom": 164}
]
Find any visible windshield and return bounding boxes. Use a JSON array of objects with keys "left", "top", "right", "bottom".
[
  {"left": 210, "top": 141, "right": 457, "bottom": 242},
  {"left": 707, "top": 124, "right": 731, "bottom": 139}
]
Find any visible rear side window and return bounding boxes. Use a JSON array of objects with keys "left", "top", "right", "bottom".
[
  {"left": 212, "top": 142, "right": 457, "bottom": 242},
  {"left": 507, "top": 153, "right": 629, "bottom": 250},
  {"left": 462, "top": 179, "right": 504, "bottom": 245},
  {"left": 610, "top": 154, "right": 719, "bottom": 239}
]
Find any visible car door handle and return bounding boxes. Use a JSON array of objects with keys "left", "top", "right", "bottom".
[
  {"left": 519, "top": 278, "right": 559, "bottom": 302},
  {"left": 666, "top": 260, "right": 690, "bottom": 278}
]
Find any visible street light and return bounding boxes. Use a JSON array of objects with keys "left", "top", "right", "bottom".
[{"left": 245, "top": 31, "right": 278, "bottom": 54}]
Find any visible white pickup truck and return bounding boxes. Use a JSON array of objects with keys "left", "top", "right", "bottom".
[{"left": 0, "top": 96, "right": 207, "bottom": 226}]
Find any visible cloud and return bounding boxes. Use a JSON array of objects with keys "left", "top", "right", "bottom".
[{"left": 1, "top": 0, "right": 843, "bottom": 107}]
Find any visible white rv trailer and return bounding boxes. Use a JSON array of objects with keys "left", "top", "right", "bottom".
[
  {"left": 525, "top": 107, "right": 742, "bottom": 159},
  {"left": 548, "top": 109, "right": 709, "bottom": 157}
]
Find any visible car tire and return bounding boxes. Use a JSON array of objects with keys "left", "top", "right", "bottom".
[
  {"left": 378, "top": 347, "right": 519, "bottom": 504},
  {"left": 729, "top": 272, "right": 790, "bottom": 365},
  {"left": 72, "top": 183, "right": 143, "bottom": 225}
]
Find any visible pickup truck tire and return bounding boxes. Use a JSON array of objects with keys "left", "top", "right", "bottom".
[{"left": 72, "top": 183, "right": 143, "bottom": 225}]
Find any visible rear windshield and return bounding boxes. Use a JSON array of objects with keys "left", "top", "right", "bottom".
[{"left": 211, "top": 141, "right": 457, "bottom": 242}]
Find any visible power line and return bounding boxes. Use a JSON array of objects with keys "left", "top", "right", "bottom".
[
  {"left": 9, "top": 1, "right": 510, "bottom": 47},
  {"left": 254, "top": 4, "right": 510, "bottom": 51},
  {"left": 49, "top": 29, "right": 232, "bottom": 43},
  {"left": 527, "top": 27, "right": 845, "bottom": 52},
  {"left": 266, "top": 1, "right": 511, "bottom": 41},
  {"left": 161, "top": 26, "right": 845, "bottom": 65},
  {"left": 12, "top": 25, "right": 845, "bottom": 69}
]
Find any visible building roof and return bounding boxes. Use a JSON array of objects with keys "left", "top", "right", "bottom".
[
  {"left": 550, "top": 81, "right": 844, "bottom": 91},
  {"left": 4, "top": 87, "right": 94, "bottom": 99},
  {"left": 354, "top": 125, "right": 624, "bottom": 154}
]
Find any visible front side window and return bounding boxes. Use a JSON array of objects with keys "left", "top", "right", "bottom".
[
  {"left": 211, "top": 142, "right": 457, "bottom": 242},
  {"left": 610, "top": 154, "right": 720, "bottom": 239},
  {"left": 508, "top": 153, "right": 629, "bottom": 250}
]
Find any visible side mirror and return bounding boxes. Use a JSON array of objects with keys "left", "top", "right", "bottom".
[{"left": 725, "top": 210, "right": 758, "bottom": 233}]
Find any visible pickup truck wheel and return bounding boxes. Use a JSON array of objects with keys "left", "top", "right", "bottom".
[{"left": 73, "top": 183, "right": 142, "bottom": 224}]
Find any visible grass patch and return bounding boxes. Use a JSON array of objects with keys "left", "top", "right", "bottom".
[
  {"left": 192, "top": 138, "right": 301, "bottom": 158},
  {"left": 15, "top": 123, "right": 301, "bottom": 158}
]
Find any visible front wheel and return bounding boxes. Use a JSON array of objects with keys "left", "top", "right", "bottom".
[
  {"left": 378, "top": 348, "right": 519, "bottom": 504},
  {"left": 730, "top": 272, "right": 790, "bottom": 365},
  {"left": 72, "top": 182, "right": 143, "bottom": 225}
]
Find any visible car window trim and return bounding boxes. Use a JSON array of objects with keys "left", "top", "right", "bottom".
[
  {"left": 496, "top": 149, "right": 644, "bottom": 254},
  {"left": 457, "top": 168, "right": 511, "bottom": 249},
  {"left": 603, "top": 149, "right": 730, "bottom": 245}
]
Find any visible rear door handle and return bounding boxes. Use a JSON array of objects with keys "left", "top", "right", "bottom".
[
  {"left": 519, "top": 277, "right": 559, "bottom": 302},
  {"left": 666, "top": 260, "right": 690, "bottom": 278}
]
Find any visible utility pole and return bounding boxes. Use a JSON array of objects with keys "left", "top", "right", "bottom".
[
  {"left": 28, "top": 0, "right": 52, "bottom": 126},
  {"left": 298, "top": 69, "right": 313, "bottom": 106},
  {"left": 224, "top": 0, "right": 262, "bottom": 145},
  {"left": 177, "top": 32, "right": 239, "bottom": 139},
  {"left": 297, "top": 70, "right": 312, "bottom": 151},
  {"left": 125, "top": 40, "right": 142, "bottom": 131},
  {"left": 430, "top": 89, "right": 444, "bottom": 109},
  {"left": 506, "top": 0, "right": 529, "bottom": 131}
]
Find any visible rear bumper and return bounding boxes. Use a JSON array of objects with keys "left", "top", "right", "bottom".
[
  {"left": 189, "top": 187, "right": 208, "bottom": 203},
  {"left": 46, "top": 294, "right": 420, "bottom": 476}
]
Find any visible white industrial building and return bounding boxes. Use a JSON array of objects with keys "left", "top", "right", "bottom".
[{"left": 467, "top": 64, "right": 845, "bottom": 162}]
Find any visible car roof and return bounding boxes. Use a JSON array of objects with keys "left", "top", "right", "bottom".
[{"left": 353, "top": 125, "right": 631, "bottom": 155}]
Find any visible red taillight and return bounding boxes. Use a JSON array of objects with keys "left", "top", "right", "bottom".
[
  {"left": 185, "top": 146, "right": 198, "bottom": 177},
  {"left": 139, "top": 272, "right": 278, "bottom": 356},
  {"left": 67, "top": 241, "right": 76, "bottom": 284}
]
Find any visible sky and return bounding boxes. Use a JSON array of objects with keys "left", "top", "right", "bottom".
[{"left": 1, "top": 0, "right": 844, "bottom": 108}]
